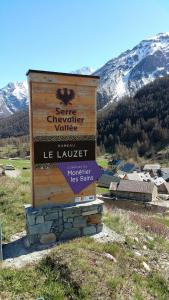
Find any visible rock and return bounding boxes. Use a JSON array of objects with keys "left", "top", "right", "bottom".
[
  {"left": 23, "top": 237, "right": 31, "bottom": 249},
  {"left": 82, "top": 210, "right": 98, "bottom": 216},
  {"left": 134, "top": 237, "right": 139, "bottom": 243},
  {"left": 64, "top": 222, "right": 73, "bottom": 229},
  {"left": 60, "top": 228, "right": 81, "bottom": 240},
  {"left": 36, "top": 216, "right": 44, "bottom": 224},
  {"left": 45, "top": 212, "right": 59, "bottom": 221},
  {"left": 103, "top": 253, "right": 117, "bottom": 262},
  {"left": 63, "top": 208, "right": 81, "bottom": 218},
  {"left": 83, "top": 226, "right": 97, "bottom": 236},
  {"left": 40, "top": 233, "right": 56, "bottom": 244},
  {"left": 87, "top": 214, "right": 102, "bottom": 225},
  {"left": 143, "top": 261, "right": 151, "bottom": 272},
  {"left": 67, "top": 218, "right": 73, "bottom": 222},
  {"left": 96, "top": 224, "right": 103, "bottom": 233},
  {"left": 146, "top": 235, "right": 154, "bottom": 241},
  {"left": 134, "top": 251, "right": 142, "bottom": 257},
  {"left": 28, "top": 222, "right": 52, "bottom": 235},
  {"left": 73, "top": 216, "right": 87, "bottom": 228},
  {"left": 27, "top": 214, "right": 36, "bottom": 226},
  {"left": 132, "top": 245, "right": 137, "bottom": 249}
]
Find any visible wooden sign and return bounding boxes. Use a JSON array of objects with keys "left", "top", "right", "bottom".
[{"left": 27, "top": 70, "right": 99, "bottom": 207}]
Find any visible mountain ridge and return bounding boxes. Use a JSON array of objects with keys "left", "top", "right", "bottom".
[
  {"left": 0, "top": 67, "right": 94, "bottom": 117},
  {"left": 94, "top": 32, "right": 169, "bottom": 109},
  {"left": 0, "top": 81, "right": 28, "bottom": 117},
  {"left": 97, "top": 75, "right": 169, "bottom": 157},
  {"left": 1, "top": 32, "right": 169, "bottom": 115}
]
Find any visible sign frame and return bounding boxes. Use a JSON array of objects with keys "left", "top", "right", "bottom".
[{"left": 27, "top": 70, "right": 99, "bottom": 208}]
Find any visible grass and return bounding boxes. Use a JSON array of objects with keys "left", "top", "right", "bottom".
[
  {"left": 97, "top": 155, "right": 109, "bottom": 168},
  {"left": 1, "top": 237, "right": 169, "bottom": 299},
  {"left": 155, "top": 217, "right": 169, "bottom": 228},
  {"left": 1, "top": 158, "right": 169, "bottom": 299},
  {"left": 0, "top": 159, "right": 31, "bottom": 241},
  {"left": 0, "top": 158, "right": 30, "bottom": 170},
  {"left": 0, "top": 145, "right": 18, "bottom": 159},
  {"left": 96, "top": 186, "right": 109, "bottom": 195}
]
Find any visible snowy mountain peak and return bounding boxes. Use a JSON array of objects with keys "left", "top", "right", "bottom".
[
  {"left": 71, "top": 66, "right": 95, "bottom": 75},
  {"left": 1, "top": 32, "right": 169, "bottom": 116},
  {"left": 94, "top": 32, "right": 169, "bottom": 109},
  {"left": 4, "top": 81, "right": 28, "bottom": 100},
  {"left": 147, "top": 32, "right": 169, "bottom": 40},
  {"left": 0, "top": 81, "right": 28, "bottom": 117}
]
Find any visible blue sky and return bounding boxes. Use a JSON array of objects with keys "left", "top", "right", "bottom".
[{"left": 1, "top": 0, "right": 169, "bottom": 87}]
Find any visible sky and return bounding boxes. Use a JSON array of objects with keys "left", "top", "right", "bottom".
[{"left": 1, "top": 0, "right": 169, "bottom": 87}]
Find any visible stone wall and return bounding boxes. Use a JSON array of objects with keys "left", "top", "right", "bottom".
[
  {"left": 25, "top": 199, "right": 103, "bottom": 247},
  {"left": 110, "top": 190, "right": 153, "bottom": 202}
]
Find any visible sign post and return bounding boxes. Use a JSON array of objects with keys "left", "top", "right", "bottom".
[
  {"left": 25, "top": 70, "right": 103, "bottom": 246},
  {"left": 27, "top": 70, "right": 101, "bottom": 207}
]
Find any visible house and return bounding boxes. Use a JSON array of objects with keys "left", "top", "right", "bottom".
[
  {"left": 143, "top": 164, "right": 161, "bottom": 176},
  {"left": 143, "top": 164, "right": 161, "bottom": 171},
  {"left": 139, "top": 172, "right": 152, "bottom": 182},
  {"left": 97, "top": 174, "right": 120, "bottom": 188},
  {"left": 109, "top": 179, "right": 157, "bottom": 202},
  {"left": 116, "top": 170, "right": 126, "bottom": 179},
  {"left": 126, "top": 172, "right": 141, "bottom": 181},
  {"left": 126, "top": 171, "right": 151, "bottom": 182},
  {"left": 152, "top": 177, "right": 169, "bottom": 194}
]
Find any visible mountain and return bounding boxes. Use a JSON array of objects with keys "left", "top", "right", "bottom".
[
  {"left": 95, "top": 32, "right": 169, "bottom": 109},
  {"left": 0, "top": 109, "right": 29, "bottom": 138},
  {"left": 71, "top": 66, "right": 95, "bottom": 75},
  {"left": 0, "top": 67, "right": 94, "bottom": 118},
  {"left": 97, "top": 76, "right": 169, "bottom": 157},
  {"left": 0, "top": 81, "right": 28, "bottom": 117},
  {"left": 2, "top": 31, "right": 169, "bottom": 117}
]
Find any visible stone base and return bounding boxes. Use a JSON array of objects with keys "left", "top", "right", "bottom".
[{"left": 25, "top": 199, "right": 104, "bottom": 247}]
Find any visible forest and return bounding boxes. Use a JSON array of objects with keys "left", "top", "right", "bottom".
[
  {"left": 0, "top": 110, "right": 29, "bottom": 138},
  {"left": 97, "top": 76, "right": 169, "bottom": 158}
]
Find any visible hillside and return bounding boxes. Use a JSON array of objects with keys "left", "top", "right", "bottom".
[
  {"left": 0, "top": 110, "right": 29, "bottom": 138},
  {"left": 1, "top": 158, "right": 169, "bottom": 299},
  {"left": 97, "top": 76, "right": 169, "bottom": 158},
  {"left": 95, "top": 32, "right": 169, "bottom": 109}
]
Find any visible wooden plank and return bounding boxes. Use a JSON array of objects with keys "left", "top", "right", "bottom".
[
  {"left": 34, "top": 184, "right": 96, "bottom": 207},
  {"left": 27, "top": 70, "right": 99, "bottom": 207},
  {"left": 28, "top": 72, "right": 99, "bottom": 87}
]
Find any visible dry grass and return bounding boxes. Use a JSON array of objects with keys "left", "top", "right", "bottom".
[{"left": 130, "top": 213, "right": 169, "bottom": 238}]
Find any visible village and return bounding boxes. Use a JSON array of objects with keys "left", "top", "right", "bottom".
[
  {"left": 1, "top": 156, "right": 169, "bottom": 206},
  {"left": 97, "top": 158, "right": 169, "bottom": 206}
]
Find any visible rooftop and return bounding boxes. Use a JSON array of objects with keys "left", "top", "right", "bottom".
[
  {"left": 143, "top": 164, "right": 161, "bottom": 170},
  {"left": 114, "top": 180, "right": 155, "bottom": 194}
]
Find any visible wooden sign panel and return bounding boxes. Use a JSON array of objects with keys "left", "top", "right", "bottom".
[{"left": 27, "top": 70, "right": 99, "bottom": 207}]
